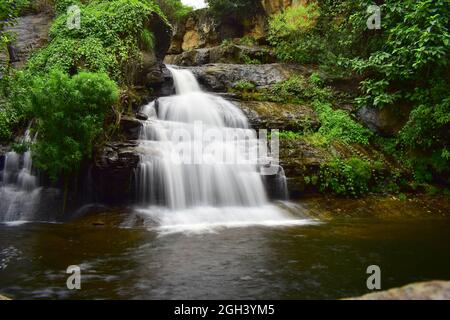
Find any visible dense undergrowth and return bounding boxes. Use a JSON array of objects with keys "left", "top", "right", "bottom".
[
  {"left": 0, "top": 0, "right": 180, "bottom": 183},
  {"left": 227, "top": 0, "right": 449, "bottom": 196},
  {"left": 1, "top": 0, "right": 449, "bottom": 198}
]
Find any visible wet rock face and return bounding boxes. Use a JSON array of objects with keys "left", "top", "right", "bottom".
[
  {"left": 357, "top": 104, "right": 411, "bottom": 137},
  {"left": 236, "top": 100, "right": 319, "bottom": 132},
  {"left": 165, "top": 44, "right": 276, "bottom": 66},
  {"left": 92, "top": 142, "right": 140, "bottom": 205},
  {"left": 188, "top": 63, "right": 298, "bottom": 92},
  {"left": 279, "top": 139, "right": 329, "bottom": 198},
  {"left": 120, "top": 116, "right": 143, "bottom": 140},
  {"left": 347, "top": 281, "right": 450, "bottom": 300},
  {"left": 0, "top": 12, "right": 53, "bottom": 67},
  {"left": 169, "top": 9, "right": 219, "bottom": 54}
]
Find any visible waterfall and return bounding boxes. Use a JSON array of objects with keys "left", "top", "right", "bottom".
[
  {"left": 134, "top": 66, "right": 311, "bottom": 233},
  {"left": 0, "top": 128, "right": 42, "bottom": 223}
]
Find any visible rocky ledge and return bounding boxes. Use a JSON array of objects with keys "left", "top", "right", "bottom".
[
  {"left": 347, "top": 281, "right": 450, "bottom": 300},
  {"left": 236, "top": 100, "right": 319, "bottom": 132},
  {"left": 165, "top": 44, "right": 275, "bottom": 66},
  {"left": 187, "top": 63, "right": 312, "bottom": 92}
]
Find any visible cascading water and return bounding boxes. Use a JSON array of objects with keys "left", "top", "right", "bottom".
[
  {"left": 0, "top": 128, "right": 41, "bottom": 223},
  {"left": 134, "top": 66, "right": 315, "bottom": 233}
]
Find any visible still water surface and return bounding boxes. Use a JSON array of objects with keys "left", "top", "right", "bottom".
[{"left": 1, "top": 212, "right": 450, "bottom": 299}]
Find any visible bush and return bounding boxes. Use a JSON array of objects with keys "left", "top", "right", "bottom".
[
  {"left": 0, "top": 70, "right": 33, "bottom": 141},
  {"left": 314, "top": 101, "right": 372, "bottom": 145},
  {"left": 267, "top": 76, "right": 333, "bottom": 103},
  {"left": 232, "top": 80, "right": 256, "bottom": 92},
  {"left": 319, "top": 156, "right": 372, "bottom": 197},
  {"left": 28, "top": 0, "right": 168, "bottom": 83},
  {"left": 31, "top": 70, "right": 119, "bottom": 180},
  {"left": 348, "top": 0, "right": 450, "bottom": 182},
  {"left": 154, "top": 0, "right": 193, "bottom": 24},
  {"left": 267, "top": 0, "right": 370, "bottom": 67}
]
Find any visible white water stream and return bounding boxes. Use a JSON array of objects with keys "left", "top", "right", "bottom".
[
  {"left": 0, "top": 128, "right": 41, "bottom": 223},
  {"left": 135, "top": 67, "right": 314, "bottom": 233}
]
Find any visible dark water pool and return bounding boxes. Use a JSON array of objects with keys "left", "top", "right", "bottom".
[{"left": 1, "top": 215, "right": 450, "bottom": 299}]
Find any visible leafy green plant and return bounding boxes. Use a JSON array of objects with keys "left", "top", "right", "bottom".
[
  {"left": 232, "top": 80, "right": 256, "bottom": 92},
  {"left": 31, "top": 69, "right": 119, "bottom": 180},
  {"left": 0, "top": 70, "right": 33, "bottom": 141},
  {"left": 239, "top": 52, "right": 261, "bottom": 65},
  {"left": 154, "top": 0, "right": 193, "bottom": 24},
  {"left": 220, "top": 38, "right": 234, "bottom": 48},
  {"left": 314, "top": 101, "right": 372, "bottom": 145},
  {"left": 28, "top": 0, "right": 168, "bottom": 84},
  {"left": 348, "top": 0, "right": 450, "bottom": 182},
  {"left": 266, "top": 76, "right": 334, "bottom": 104},
  {"left": 319, "top": 156, "right": 372, "bottom": 197},
  {"left": 140, "top": 29, "right": 155, "bottom": 51},
  {"left": 238, "top": 36, "right": 257, "bottom": 46}
]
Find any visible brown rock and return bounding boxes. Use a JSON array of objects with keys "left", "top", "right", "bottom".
[{"left": 347, "top": 281, "right": 450, "bottom": 300}]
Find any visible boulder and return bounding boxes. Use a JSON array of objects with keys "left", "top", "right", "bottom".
[
  {"left": 120, "top": 116, "right": 143, "bottom": 140},
  {"left": 92, "top": 142, "right": 140, "bottom": 205},
  {"left": 236, "top": 100, "right": 319, "bottom": 132},
  {"left": 188, "top": 63, "right": 301, "bottom": 92},
  {"left": 165, "top": 44, "right": 276, "bottom": 66},
  {"left": 347, "top": 281, "right": 450, "bottom": 300},
  {"left": 279, "top": 139, "right": 329, "bottom": 197},
  {"left": 357, "top": 105, "right": 411, "bottom": 137},
  {"left": 169, "top": 9, "right": 219, "bottom": 54}
]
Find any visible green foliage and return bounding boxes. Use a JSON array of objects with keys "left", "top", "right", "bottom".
[
  {"left": 348, "top": 0, "right": 450, "bottom": 182},
  {"left": 276, "top": 131, "right": 303, "bottom": 141},
  {"left": 28, "top": 0, "right": 167, "bottom": 83},
  {"left": 314, "top": 102, "right": 372, "bottom": 145},
  {"left": 0, "top": 70, "right": 33, "bottom": 141},
  {"left": 31, "top": 69, "right": 119, "bottom": 180},
  {"left": 239, "top": 52, "right": 261, "bottom": 65},
  {"left": 238, "top": 36, "right": 257, "bottom": 47},
  {"left": 154, "top": 0, "right": 193, "bottom": 24},
  {"left": 207, "top": 0, "right": 262, "bottom": 22},
  {"left": 11, "top": 142, "right": 29, "bottom": 154},
  {"left": 220, "top": 38, "right": 234, "bottom": 48},
  {"left": 267, "top": 0, "right": 373, "bottom": 68},
  {"left": 319, "top": 156, "right": 372, "bottom": 197},
  {"left": 140, "top": 29, "right": 155, "bottom": 51},
  {"left": 268, "top": 2, "right": 321, "bottom": 63},
  {"left": 232, "top": 80, "right": 255, "bottom": 92},
  {"left": 266, "top": 76, "right": 333, "bottom": 104}
]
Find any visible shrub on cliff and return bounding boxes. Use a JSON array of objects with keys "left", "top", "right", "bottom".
[
  {"left": 31, "top": 69, "right": 119, "bottom": 180},
  {"left": 349, "top": 0, "right": 450, "bottom": 183},
  {"left": 28, "top": 0, "right": 168, "bottom": 84},
  {"left": 154, "top": 0, "right": 193, "bottom": 24}
]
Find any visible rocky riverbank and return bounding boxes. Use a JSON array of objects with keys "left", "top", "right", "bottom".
[{"left": 347, "top": 281, "right": 450, "bottom": 300}]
